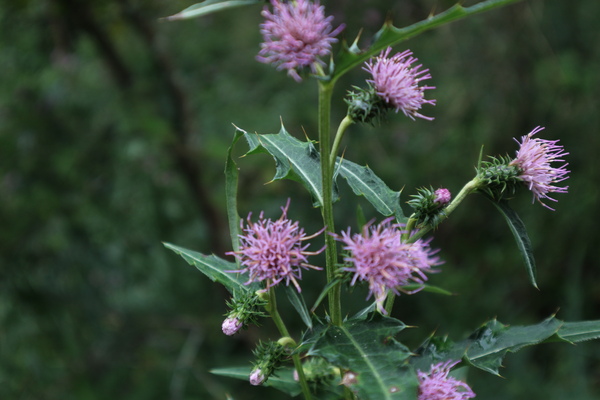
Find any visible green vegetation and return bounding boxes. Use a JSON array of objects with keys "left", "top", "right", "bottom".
[{"left": 1, "top": 1, "right": 599, "bottom": 399}]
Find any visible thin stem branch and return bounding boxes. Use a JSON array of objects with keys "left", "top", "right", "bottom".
[
  {"left": 329, "top": 115, "right": 355, "bottom": 169},
  {"left": 267, "top": 289, "right": 312, "bottom": 400},
  {"left": 317, "top": 81, "right": 342, "bottom": 326},
  {"left": 408, "top": 176, "right": 483, "bottom": 243}
]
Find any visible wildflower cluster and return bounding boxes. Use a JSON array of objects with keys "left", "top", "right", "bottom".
[{"left": 165, "top": 1, "right": 580, "bottom": 399}]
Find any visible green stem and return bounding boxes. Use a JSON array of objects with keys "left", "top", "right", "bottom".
[
  {"left": 329, "top": 115, "right": 355, "bottom": 169},
  {"left": 267, "top": 289, "right": 312, "bottom": 400},
  {"left": 408, "top": 176, "right": 483, "bottom": 243},
  {"left": 384, "top": 291, "right": 395, "bottom": 315},
  {"left": 317, "top": 80, "right": 341, "bottom": 326}
]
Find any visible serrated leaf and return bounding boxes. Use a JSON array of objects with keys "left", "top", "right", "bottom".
[
  {"left": 306, "top": 314, "right": 418, "bottom": 399},
  {"left": 331, "top": 0, "right": 523, "bottom": 81},
  {"left": 211, "top": 366, "right": 301, "bottom": 396},
  {"left": 337, "top": 159, "right": 406, "bottom": 222},
  {"left": 412, "top": 316, "right": 571, "bottom": 376},
  {"left": 490, "top": 200, "right": 537, "bottom": 288},
  {"left": 285, "top": 285, "right": 313, "bottom": 329},
  {"left": 226, "top": 128, "right": 245, "bottom": 255},
  {"left": 242, "top": 124, "right": 335, "bottom": 207},
  {"left": 164, "top": 0, "right": 262, "bottom": 21},
  {"left": 239, "top": 124, "right": 405, "bottom": 217},
  {"left": 549, "top": 320, "right": 600, "bottom": 343},
  {"left": 164, "top": 243, "right": 251, "bottom": 294}
]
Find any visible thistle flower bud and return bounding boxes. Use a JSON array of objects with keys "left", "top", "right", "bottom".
[
  {"left": 345, "top": 86, "right": 389, "bottom": 125},
  {"left": 221, "top": 290, "right": 267, "bottom": 336},
  {"left": 250, "top": 340, "right": 289, "bottom": 385},
  {"left": 249, "top": 369, "right": 265, "bottom": 386},
  {"left": 221, "top": 316, "right": 243, "bottom": 336},
  {"left": 433, "top": 188, "right": 452, "bottom": 206},
  {"left": 408, "top": 187, "right": 451, "bottom": 228}
]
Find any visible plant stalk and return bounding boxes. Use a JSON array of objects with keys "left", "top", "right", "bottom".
[
  {"left": 329, "top": 115, "right": 355, "bottom": 169},
  {"left": 317, "top": 80, "right": 342, "bottom": 326},
  {"left": 268, "top": 288, "right": 312, "bottom": 400}
]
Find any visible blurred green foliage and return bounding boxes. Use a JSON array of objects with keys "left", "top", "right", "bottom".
[{"left": 1, "top": 0, "right": 599, "bottom": 399}]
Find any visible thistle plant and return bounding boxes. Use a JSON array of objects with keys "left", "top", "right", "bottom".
[{"left": 163, "top": 1, "right": 599, "bottom": 399}]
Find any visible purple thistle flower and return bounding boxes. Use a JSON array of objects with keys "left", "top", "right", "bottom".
[
  {"left": 433, "top": 188, "right": 452, "bottom": 206},
  {"left": 227, "top": 200, "right": 324, "bottom": 292},
  {"left": 221, "top": 316, "right": 243, "bottom": 336},
  {"left": 509, "top": 126, "right": 570, "bottom": 210},
  {"left": 418, "top": 360, "right": 476, "bottom": 400},
  {"left": 364, "top": 47, "right": 436, "bottom": 120},
  {"left": 257, "top": 0, "right": 344, "bottom": 82},
  {"left": 334, "top": 218, "right": 441, "bottom": 313}
]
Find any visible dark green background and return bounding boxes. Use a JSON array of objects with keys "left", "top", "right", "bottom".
[{"left": 2, "top": 0, "right": 598, "bottom": 398}]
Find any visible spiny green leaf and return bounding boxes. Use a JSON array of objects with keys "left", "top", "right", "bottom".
[
  {"left": 164, "top": 243, "right": 252, "bottom": 294},
  {"left": 490, "top": 200, "right": 537, "bottom": 288},
  {"left": 242, "top": 124, "right": 334, "bottom": 207},
  {"left": 163, "top": 0, "right": 262, "bottom": 21},
  {"left": 337, "top": 159, "right": 406, "bottom": 222},
  {"left": 331, "top": 0, "right": 523, "bottom": 81},
  {"left": 548, "top": 320, "right": 600, "bottom": 343},
  {"left": 210, "top": 366, "right": 301, "bottom": 396},
  {"left": 238, "top": 124, "right": 405, "bottom": 217},
  {"left": 411, "top": 316, "right": 598, "bottom": 376},
  {"left": 306, "top": 314, "right": 418, "bottom": 399}
]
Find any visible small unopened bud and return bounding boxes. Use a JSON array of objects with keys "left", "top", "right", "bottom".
[
  {"left": 249, "top": 369, "right": 265, "bottom": 386},
  {"left": 340, "top": 371, "right": 358, "bottom": 387},
  {"left": 221, "top": 316, "right": 242, "bottom": 336},
  {"left": 433, "top": 188, "right": 451, "bottom": 206}
]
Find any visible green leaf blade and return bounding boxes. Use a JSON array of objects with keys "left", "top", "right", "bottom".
[
  {"left": 226, "top": 128, "right": 245, "bottom": 255},
  {"left": 331, "top": 0, "right": 523, "bottom": 81},
  {"left": 164, "top": 0, "right": 262, "bottom": 21},
  {"left": 552, "top": 320, "right": 600, "bottom": 343},
  {"left": 490, "top": 200, "right": 537, "bottom": 288},
  {"left": 241, "top": 124, "right": 338, "bottom": 207},
  {"left": 164, "top": 243, "right": 250, "bottom": 294},
  {"left": 211, "top": 366, "right": 301, "bottom": 396},
  {"left": 338, "top": 159, "right": 406, "bottom": 221},
  {"left": 284, "top": 286, "right": 313, "bottom": 329},
  {"left": 306, "top": 314, "right": 417, "bottom": 399},
  {"left": 412, "top": 317, "right": 565, "bottom": 376}
]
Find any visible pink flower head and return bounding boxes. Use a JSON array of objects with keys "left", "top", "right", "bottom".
[
  {"left": 221, "top": 316, "right": 243, "bottom": 336},
  {"left": 509, "top": 126, "right": 570, "bottom": 210},
  {"left": 418, "top": 360, "right": 476, "bottom": 400},
  {"left": 227, "top": 200, "right": 324, "bottom": 292},
  {"left": 433, "top": 188, "right": 452, "bottom": 206},
  {"left": 334, "top": 218, "right": 441, "bottom": 313},
  {"left": 364, "top": 47, "right": 436, "bottom": 120},
  {"left": 257, "top": 0, "right": 344, "bottom": 82},
  {"left": 249, "top": 368, "right": 265, "bottom": 386}
]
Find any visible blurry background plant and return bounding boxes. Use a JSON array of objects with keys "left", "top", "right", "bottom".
[{"left": 1, "top": 0, "right": 599, "bottom": 399}]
